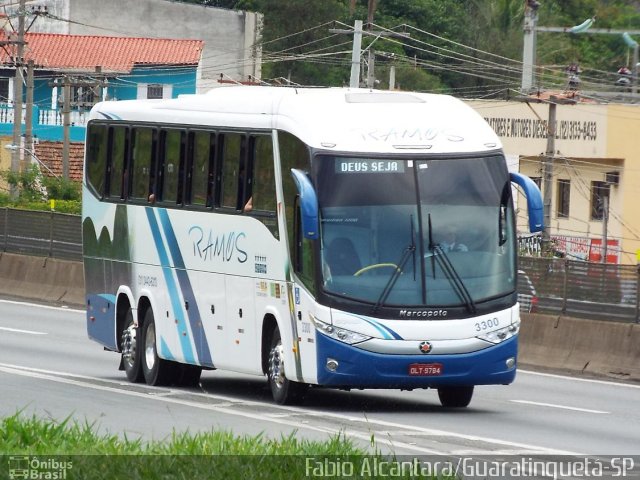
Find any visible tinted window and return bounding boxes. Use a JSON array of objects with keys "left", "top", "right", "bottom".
[
  {"left": 278, "top": 131, "right": 311, "bottom": 264},
  {"left": 190, "top": 131, "right": 213, "bottom": 206},
  {"left": 221, "top": 133, "right": 243, "bottom": 209},
  {"left": 109, "top": 126, "right": 127, "bottom": 199},
  {"left": 130, "top": 127, "right": 154, "bottom": 200},
  {"left": 86, "top": 123, "right": 107, "bottom": 196},
  {"left": 161, "top": 130, "right": 183, "bottom": 204},
  {"left": 247, "top": 135, "right": 279, "bottom": 237}
]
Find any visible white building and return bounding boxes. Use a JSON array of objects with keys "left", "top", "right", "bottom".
[{"left": 17, "top": 0, "right": 262, "bottom": 92}]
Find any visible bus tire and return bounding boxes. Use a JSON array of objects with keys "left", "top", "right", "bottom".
[
  {"left": 437, "top": 386, "right": 474, "bottom": 408},
  {"left": 121, "top": 307, "right": 144, "bottom": 383},
  {"left": 267, "top": 328, "right": 307, "bottom": 405},
  {"left": 141, "top": 308, "right": 177, "bottom": 386}
]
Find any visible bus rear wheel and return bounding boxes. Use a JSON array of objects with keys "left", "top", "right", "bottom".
[
  {"left": 267, "top": 328, "right": 307, "bottom": 405},
  {"left": 121, "top": 307, "right": 143, "bottom": 383},
  {"left": 141, "top": 308, "right": 177, "bottom": 386},
  {"left": 437, "top": 386, "right": 474, "bottom": 408}
]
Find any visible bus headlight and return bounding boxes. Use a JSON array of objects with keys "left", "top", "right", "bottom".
[
  {"left": 477, "top": 322, "right": 520, "bottom": 344},
  {"left": 311, "top": 316, "right": 371, "bottom": 345}
]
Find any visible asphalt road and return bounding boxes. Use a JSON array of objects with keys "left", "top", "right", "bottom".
[{"left": 1, "top": 299, "right": 639, "bottom": 458}]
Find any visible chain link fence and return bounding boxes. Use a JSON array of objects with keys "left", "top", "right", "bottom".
[{"left": 0, "top": 208, "right": 82, "bottom": 261}]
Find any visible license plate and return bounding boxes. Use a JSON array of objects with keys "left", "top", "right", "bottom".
[{"left": 409, "top": 363, "right": 443, "bottom": 376}]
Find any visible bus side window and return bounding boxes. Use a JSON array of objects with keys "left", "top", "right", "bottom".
[
  {"left": 86, "top": 123, "right": 108, "bottom": 198},
  {"left": 220, "top": 132, "right": 245, "bottom": 210},
  {"left": 159, "top": 129, "right": 184, "bottom": 205},
  {"left": 245, "top": 134, "right": 279, "bottom": 237},
  {"left": 108, "top": 125, "right": 128, "bottom": 200},
  {"left": 188, "top": 130, "right": 215, "bottom": 207},
  {"left": 278, "top": 131, "right": 311, "bottom": 274},
  {"left": 129, "top": 127, "right": 155, "bottom": 202}
]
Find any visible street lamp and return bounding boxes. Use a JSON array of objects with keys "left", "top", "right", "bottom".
[{"left": 4, "top": 144, "right": 59, "bottom": 179}]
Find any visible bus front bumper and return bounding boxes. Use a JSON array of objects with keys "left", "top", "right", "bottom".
[{"left": 315, "top": 333, "right": 517, "bottom": 388}]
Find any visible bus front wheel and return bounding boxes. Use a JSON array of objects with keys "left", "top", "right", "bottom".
[
  {"left": 121, "top": 307, "right": 143, "bottom": 383},
  {"left": 437, "top": 386, "right": 474, "bottom": 408},
  {"left": 267, "top": 328, "right": 307, "bottom": 405},
  {"left": 141, "top": 308, "right": 177, "bottom": 386}
]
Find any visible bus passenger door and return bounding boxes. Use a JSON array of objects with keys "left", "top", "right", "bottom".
[
  {"left": 291, "top": 196, "right": 320, "bottom": 384},
  {"left": 291, "top": 282, "right": 320, "bottom": 385}
]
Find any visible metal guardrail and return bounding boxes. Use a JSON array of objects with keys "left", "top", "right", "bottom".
[
  {"left": 518, "top": 256, "right": 640, "bottom": 323},
  {"left": 0, "top": 208, "right": 82, "bottom": 261},
  {"left": 1, "top": 208, "right": 638, "bottom": 323}
]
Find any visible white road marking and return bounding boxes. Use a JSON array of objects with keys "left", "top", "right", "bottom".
[
  {"left": 0, "top": 298, "right": 85, "bottom": 314},
  {"left": 518, "top": 368, "right": 640, "bottom": 389},
  {"left": 510, "top": 399, "right": 609, "bottom": 414},
  {"left": 0, "top": 326, "right": 47, "bottom": 335},
  {"left": 0, "top": 362, "right": 581, "bottom": 456}
]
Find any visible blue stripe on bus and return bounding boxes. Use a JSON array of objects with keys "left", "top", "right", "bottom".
[
  {"left": 157, "top": 208, "right": 213, "bottom": 367},
  {"left": 145, "top": 208, "right": 196, "bottom": 364},
  {"left": 343, "top": 313, "right": 403, "bottom": 340},
  {"left": 160, "top": 337, "right": 176, "bottom": 362}
]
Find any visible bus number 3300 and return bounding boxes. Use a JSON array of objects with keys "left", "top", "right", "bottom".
[{"left": 475, "top": 318, "right": 500, "bottom": 332}]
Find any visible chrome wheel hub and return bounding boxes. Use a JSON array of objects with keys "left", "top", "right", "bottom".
[
  {"left": 122, "top": 324, "right": 137, "bottom": 366},
  {"left": 269, "top": 341, "right": 286, "bottom": 389},
  {"left": 145, "top": 323, "right": 156, "bottom": 371}
]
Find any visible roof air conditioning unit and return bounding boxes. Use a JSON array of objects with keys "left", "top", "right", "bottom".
[{"left": 605, "top": 171, "right": 620, "bottom": 186}]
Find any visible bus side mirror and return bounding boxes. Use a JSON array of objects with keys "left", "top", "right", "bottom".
[
  {"left": 510, "top": 172, "right": 544, "bottom": 233},
  {"left": 291, "top": 169, "right": 319, "bottom": 240}
]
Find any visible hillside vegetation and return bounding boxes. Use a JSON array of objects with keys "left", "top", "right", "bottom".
[{"left": 184, "top": 0, "right": 640, "bottom": 96}]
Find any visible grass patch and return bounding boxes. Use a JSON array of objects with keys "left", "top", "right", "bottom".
[
  {"left": 1, "top": 413, "right": 360, "bottom": 456},
  {"left": 1, "top": 413, "right": 443, "bottom": 479}
]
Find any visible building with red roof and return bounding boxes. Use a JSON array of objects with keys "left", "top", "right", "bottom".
[{"left": 0, "top": 31, "right": 204, "bottom": 142}]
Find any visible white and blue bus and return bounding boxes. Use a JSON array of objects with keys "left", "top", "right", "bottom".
[{"left": 83, "top": 86, "right": 542, "bottom": 407}]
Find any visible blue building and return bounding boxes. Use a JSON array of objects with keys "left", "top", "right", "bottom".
[{"left": 0, "top": 32, "right": 204, "bottom": 142}]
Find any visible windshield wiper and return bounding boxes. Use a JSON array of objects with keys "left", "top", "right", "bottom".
[
  {"left": 428, "top": 215, "right": 477, "bottom": 314},
  {"left": 372, "top": 216, "right": 416, "bottom": 314}
]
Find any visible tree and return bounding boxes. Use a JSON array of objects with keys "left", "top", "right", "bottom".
[
  {"left": 249, "top": 0, "right": 351, "bottom": 86},
  {"left": 176, "top": 0, "right": 640, "bottom": 94}
]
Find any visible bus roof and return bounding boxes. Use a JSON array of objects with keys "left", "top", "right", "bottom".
[{"left": 90, "top": 86, "right": 502, "bottom": 155}]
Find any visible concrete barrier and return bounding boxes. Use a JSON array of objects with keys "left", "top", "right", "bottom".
[
  {"left": 0, "top": 253, "right": 638, "bottom": 382},
  {"left": 520, "top": 313, "right": 640, "bottom": 382},
  {"left": 0, "top": 252, "right": 84, "bottom": 308}
]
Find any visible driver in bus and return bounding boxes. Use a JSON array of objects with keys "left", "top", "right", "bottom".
[{"left": 439, "top": 226, "right": 468, "bottom": 252}]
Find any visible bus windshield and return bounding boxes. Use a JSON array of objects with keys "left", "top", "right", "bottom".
[{"left": 316, "top": 154, "right": 516, "bottom": 310}]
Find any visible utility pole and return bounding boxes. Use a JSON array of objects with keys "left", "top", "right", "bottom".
[
  {"left": 62, "top": 76, "right": 70, "bottom": 180},
  {"left": 349, "top": 20, "right": 363, "bottom": 88},
  {"left": 602, "top": 196, "right": 609, "bottom": 264},
  {"left": 521, "top": 1, "right": 539, "bottom": 93},
  {"left": 542, "top": 101, "right": 557, "bottom": 254},
  {"left": 10, "top": 0, "right": 26, "bottom": 197},
  {"left": 330, "top": 20, "right": 408, "bottom": 89},
  {"left": 25, "top": 59, "right": 34, "bottom": 161},
  {"left": 365, "top": 0, "right": 376, "bottom": 88},
  {"left": 389, "top": 65, "right": 396, "bottom": 90}
]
